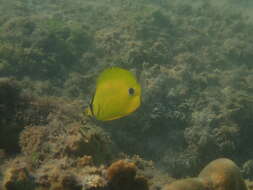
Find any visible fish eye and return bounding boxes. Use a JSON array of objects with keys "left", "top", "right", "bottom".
[{"left": 128, "top": 88, "right": 135, "bottom": 95}]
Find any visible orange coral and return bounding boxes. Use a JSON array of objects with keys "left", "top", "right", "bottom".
[
  {"left": 107, "top": 160, "right": 148, "bottom": 190},
  {"left": 107, "top": 160, "right": 137, "bottom": 181}
]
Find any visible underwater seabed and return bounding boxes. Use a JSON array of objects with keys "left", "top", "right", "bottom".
[
  {"left": 0, "top": 0, "right": 253, "bottom": 189},
  {"left": 0, "top": 78, "right": 252, "bottom": 190}
]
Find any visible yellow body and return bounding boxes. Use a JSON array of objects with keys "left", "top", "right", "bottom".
[{"left": 86, "top": 67, "right": 141, "bottom": 121}]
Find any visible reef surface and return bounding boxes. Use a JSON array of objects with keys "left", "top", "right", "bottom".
[{"left": 0, "top": 0, "right": 253, "bottom": 189}]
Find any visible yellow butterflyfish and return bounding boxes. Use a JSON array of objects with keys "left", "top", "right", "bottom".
[{"left": 85, "top": 67, "right": 141, "bottom": 121}]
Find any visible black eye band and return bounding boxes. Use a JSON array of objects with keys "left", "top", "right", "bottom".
[
  {"left": 128, "top": 88, "right": 135, "bottom": 95},
  {"left": 89, "top": 93, "right": 95, "bottom": 116}
]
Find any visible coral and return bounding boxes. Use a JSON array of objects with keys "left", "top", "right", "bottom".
[
  {"left": 2, "top": 167, "right": 34, "bottom": 190},
  {"left": 16, "top": 93, "right": 114, "bottom": 166},
  {"left": 76, "top": 156, "right": 93, "bottom": 167},
  {"left": 19, "top": 120, "right": 113, "bottom": 166},
  {"left": 0, "top": 78, "right": 29, "bottom": 153},
  {"left": 107, "top": 160, "right": 148, "bottom": 190},
  {"left": 82, "top": 175, "right": 107, "bottom": 190},
  {"left": 19, "top": 126, "right": 48, "bottom": 156},
  {"left": 107, "top": 160, "right": 137, "bottom": 181},
  {"left": 65, "top": 124, "right": 106, "bottom": 158},
  {"left": 198, "top": 158, "right": 247, "bottom": 190},
  {"left": 162, "top": 178, "right": 206, "bottom": 190},
  {"left": 115, "top": 155, "right": 173, "bottom": 190},
  {"left": 242, "top": 160, "right": 253, "bottom": 180},
  {"left": 2, "top": 158, "right": 35, "bottom": 190},
  {"left": 0, "top": 155, "right": 159, "bottom": 190},
  {"left": 0, "top": 0, "right": 253, "bottom": 188},
  {"left": 213, "top": 124, "right": 239, "bottom": 154},
  {"left": 34, "top": 157, "right": 105, "bottom": 190},
  {"left": 246, "top": 180, "right": 253, "bottom": 190},
  {"left": 163, "top": 158, "right": 247, "bottom": 190},
  {"left": 0, "top": 88, "right": 119, "bottom": 189},
  {"left": 0, "top": 79, "right": 69, "bottom": 155},
  {"left": 37, "top": 167, "right": 82, "bottom": 190}
]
